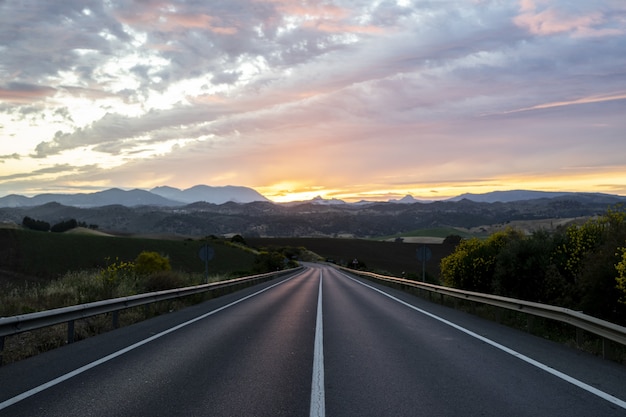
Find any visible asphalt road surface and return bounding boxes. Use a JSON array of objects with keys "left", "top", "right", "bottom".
[{"left": 1, "top": 264, "right": 625, "bottom": 416}]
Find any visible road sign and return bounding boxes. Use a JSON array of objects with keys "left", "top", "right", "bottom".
[
  {"left": 416, "top": 245, "right": 432, "bottom": 262},
  {"left": 198, "top": 245, "right": 215, "bottom": 262},
  {"left": 199, "top": 244, "right": 215, "bottom": 284},
  {"left": 416, "top": 245, "right": 431, "bottom": 282}
]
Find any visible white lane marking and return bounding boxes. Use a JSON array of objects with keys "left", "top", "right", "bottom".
[
  {"left": 0, "top": 270, "right": 306, "bottom": 411},
  {"left": 338, "top": 270, "right": 626, "bottom": 411},
  {"left": 310, "top": 270, "right": 325, "bottom": 417}
]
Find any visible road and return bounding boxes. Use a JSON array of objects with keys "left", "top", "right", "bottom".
[{"left": 1, "top": 264, "right": 625, "bottom": 416}]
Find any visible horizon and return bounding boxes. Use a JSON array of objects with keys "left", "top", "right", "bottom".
[
  {"left": 1, "top": 184, "right": 624, "bottom": 205},
  {"left": 1, "top": 1, "right": 625, "bottom": 202}
]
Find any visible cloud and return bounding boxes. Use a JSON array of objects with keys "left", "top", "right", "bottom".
[
  {"left": 0, "top": 83, "right": 57, "bottom": 104},
  {"left": 0, "top": 153, "right": 21, "bottom": 162},
  {"left": 1, "top": 0, "right": 625, "bottom": 200},
  {"left": 514, "top": 1, "right": 626, "bottom": 37}
]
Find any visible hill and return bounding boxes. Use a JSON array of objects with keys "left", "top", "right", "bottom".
[
  {"left": 0, "top": 228, "right": 256, "bottom": 283},
  {"left": 0, "top": 185, "right": 268, "bottom": 208},
  {"left": 1, "top": 192, "right": 623, "bottom": 238},
  {"left": 247, "top": 237, "right": 456, "bottom": 280}
]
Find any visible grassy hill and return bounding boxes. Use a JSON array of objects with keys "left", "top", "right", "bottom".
[
  {"left": 0, "top": 227, "right": 256, "bottom": 285},
  {"left": 247, "top": 237, "right": 457, "bottom": 282}
]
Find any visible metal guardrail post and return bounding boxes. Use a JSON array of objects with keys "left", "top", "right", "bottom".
[
  {"left": 67, "top": 320, "right": 75, "bottom": 344},
  {"left": 112, "top": 311, "right": 120, "bottom": 329}
]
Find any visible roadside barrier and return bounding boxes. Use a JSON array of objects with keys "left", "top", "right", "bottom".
[
  {"left": 0, "top": 267, "right": 302, "bottom": 365},
  {"left": 340, "top": 266, "right": 626, "bottom": 360}
]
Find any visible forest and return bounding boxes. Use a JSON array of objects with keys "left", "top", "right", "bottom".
[{"left": 440, "top": 206, "right": 626, "bottom": 326}]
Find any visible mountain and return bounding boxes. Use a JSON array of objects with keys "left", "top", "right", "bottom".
[
  {"left": 0, "top": 185, "right": 269, "bottom": 208},
  {"left": 2, "top": 192, "right": 623, "bottom": 238},
  {"left": 150, "top": 185, "right": 269, "bottom": 204},
  {"left": 388, "top": 195, "right": 429, "bottom": 204},
  {"left": 446, "top": 190, "right": 619, "bottom": 203},
  {"left": 1, "top": 186, "right": 624, "bottom": 209},
  {"left": 0, "top": 188, "right": 181, "bottom": 208}
]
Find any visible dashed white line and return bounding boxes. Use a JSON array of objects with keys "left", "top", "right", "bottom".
[{"left": 310, "top": 270, "right": 325, "bottom": 417}]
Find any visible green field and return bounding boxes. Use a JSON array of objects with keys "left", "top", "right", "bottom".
[
  {"left": 376, "top": 227, "right": 476, "bottom": 240},
  {"left": 247, "top": 237, "right": 456, "bottom": 281},
  {"left": 0, "top": 228, "right": 256, "bottom": 284}
]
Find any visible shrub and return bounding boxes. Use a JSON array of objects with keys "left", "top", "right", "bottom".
[
  {"left": 141, "top": 271, "right": 189, "bottom": 292},
  {"left": 134, "top": 251, "right": 171, "bottom": 275},
  {"left": 100, "top": 257, "right": 136, "bottom": 297}
]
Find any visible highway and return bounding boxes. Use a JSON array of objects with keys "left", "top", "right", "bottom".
[{"left": 1, "top": 264, "right": 625, "bottom": 416}]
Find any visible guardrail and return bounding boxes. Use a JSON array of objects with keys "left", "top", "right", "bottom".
[
  {"left": 0, "top": 267, "right": 302, "bottom": 364},
  {"left": 339, "top": 266, "right": 626, "bottom": 359}
]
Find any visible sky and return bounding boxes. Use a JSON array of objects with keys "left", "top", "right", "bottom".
[{"left": 0, "top": 0, "right": 625, "bottom": 203}]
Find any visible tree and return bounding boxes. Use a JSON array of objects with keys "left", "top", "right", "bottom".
[
  {"left": 440, "top": 238, "right": 492, "bottom": 292},
  {"left": 51, "top": 218, "right": 78, "bottom": 233},
  {"left": 441, "top": 228, "right": 523, "bottom": 293},
  {"left": 443, "top": 234, "right": 463, "bottom": 247},
  {"left": 492, "top": 230, "right": 553, "bottom": 301},
  {"left": 22, "top": 216, "right": 50, "bottom": 232},
  {"left": 230, "top": 234, "right": 247, "bottom": 245},
  {"left": 616, "top": 247, "right": 626, "bottom": 304}
]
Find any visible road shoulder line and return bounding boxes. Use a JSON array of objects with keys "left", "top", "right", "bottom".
[
  {"left": 0, "top": 270, "right": 305, "bottom": 411},
  {"left": 338, "top": 270, "right": 626, "bottom": 411}
]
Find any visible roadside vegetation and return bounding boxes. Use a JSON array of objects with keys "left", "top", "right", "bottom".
[
  {"left": 440, "top": 205, "right": 626, "bottom": 326},
  {"left": 0, "top": 231, "right": 308, "bottom": 317},
  {"left": 0, "top": 231, "right": 304, "bottom": 364}
]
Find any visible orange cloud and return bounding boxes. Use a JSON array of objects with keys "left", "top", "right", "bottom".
[
  {"left": 514, "top": 2, "right": 622, "bottom": 37},
  {"left": 162, "top": 13, "right": 238, "bottom": 34},
  {"left": 0, "top": 84, "right": 56, "bottom": 104},
  {"left": 116, "top": 5, "right": 237, "bottom": 35},
  {"left": 499, "top": 92, "right": 626, "bottom": 114}
]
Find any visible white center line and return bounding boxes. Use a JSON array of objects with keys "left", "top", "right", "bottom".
[{"left": 310, "top": 270, "right": 325, "bottom": 417}]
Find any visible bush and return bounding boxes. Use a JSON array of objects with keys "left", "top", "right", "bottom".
[
  {"left": 141, "top": 271, "right": 189, "bottom": 292},
  {"left": 134, "top": 251, "right": 171, "bottom": 275}
]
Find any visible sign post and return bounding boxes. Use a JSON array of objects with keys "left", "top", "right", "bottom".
[
  {"left": 198, "top": 244, "right": 215, "bottom": 284},
  {"left": 416, "top": 245, "right": 432, "bottom": 282}
]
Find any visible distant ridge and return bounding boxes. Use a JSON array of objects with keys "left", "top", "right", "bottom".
[
  {"left": 0, "top": 185, "right": 268, "bottom": 208},
  {"left": 151, "top": 185, "right": 269, "bottom": 205},
  {"left": 446, "top": 190, "right": 618, "bottom": 203},
  {"left": 0, "top": 188, "right": 181, "bottom": 208},
  {"left": 0, "top": 187, "right": 624, "bottom": 208}
]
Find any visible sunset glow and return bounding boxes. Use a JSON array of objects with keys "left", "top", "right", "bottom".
[{"left": 1, "top": 1, "right": 625, "bottom": 201}]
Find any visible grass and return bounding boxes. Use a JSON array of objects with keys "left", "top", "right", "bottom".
[
  {"left": 247, "top": 236, "right": 456, "bottom": 280},
  {"left": 0, "top": 256, "right": 279, "bottom": 365},
  {"left": 376, "top": 227, "right": 476, "bottom": 240},
  {"left": 0, "top": 227, "right": 300, "bottom": 364},
  {"left": 0, "top": 228, "right": 257, "bottom": 282}
]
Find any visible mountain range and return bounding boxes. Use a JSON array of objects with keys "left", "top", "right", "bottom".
[
  {"left": 1, "top": 186, "right": 623, "bottom": 208},
  {"left": 0, "top": 186, "right": 624, "bottom": 238},
  {"left": 0, "top": 185, "right": 269, "bottom": 208},
  {"left": 1, "top": 191, "right": 623, "bottom": 238}
]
